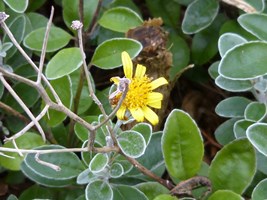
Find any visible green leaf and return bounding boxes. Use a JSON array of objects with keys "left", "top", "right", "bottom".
[
  {"left": 112, "top": 185, "right": 148, "bottom": 200},
  {"left": 3, "top": 81, "right": 40, "bottom": 113},
  {"left": 4, "top": 15, "right": 27, "bottom": 59},
  {"left": 136, "top": 182, "right": 169, "bottom": 200},
  {"left": 245, "top": 102, "right": 266, "bottom": 121},
  {"left": 45, "top": 47, "right": 82, "bottom": 80},
  {"left": 117, "top": 130, "right": 146, "bottom": 158},
  {"left": 89, "top": 153, "right": 109, "bottom": 173},
  {"left": 215, "top": 118, "right": 239, "bottom": 146},
  {"left": 234, "top": 119, "right": 254, "bottom": 139},
  {"left": 85, "top": 180, "right": 113, "bottom": 200},
  {"left": 238, "top": 13, "right": 267, "bottom": 41},
  {"left": 162, "top": 109, "right": 204, "bottom": 180},
  {"left": 252, "top": 178, "right": 267, "bottom": 200},
  {"left": 215, "top": 76, "right": 252, "bottom": 92},
  {"left": 219, "top": 42, "right": 267, "bottom": 80},
  {"left": 113, "top": 154, "right": 133, "bottom": 174},
  {"left": 23, "top": 145, "right": 84, "bottom": 180},
  {"left": 145, "top": 0, "right": 180, "bottom": 28},
  {"left": 91, "top": 38, "right": 142, "bottom": 69},
  {"left": 99, "top": 7, "right": 143, "bottom": 33},
  {"left": 208, "top": 190, "right": 244, "bottom": 200},
  {"left": 4, "top": 0, "right": 28, "bottom": 13},
  {"left": 247, "top": 123, "right": 267, "bottom": 156},
  {"left": 215, "top": 96, "right": 251, "bottom": 118},
  {"left": 21, "top": 162, "right": 75, "bottom": 187},
  {"left": 23, "top": 27, "right": 72, "bottom": 52},
  {"left": 208, "top": 61, "right": 220, "bottom": 80},
  {"left": 74, "top": 116, "right": 99, "bottom": 142},
  {"left": 168, "top": 32, "right": 190, "bottom": 81},
  {"left": 0, "top": 132, "right": 45, "bottom": 171},
  {"left": 218, "top": 33, "right": 247, "bottom": 57},
  {"left": 110, "top": 163, "right": 124, "bottom": 178},
  {"left": 209, "top": 138, "right": 256, "bottom": 194},
  {"left": 182, "top": 0, "right": 219, "bottom": 34},
  {"left": 127, "top": 132, "right": 164, "bottom": 179},
  {"left": 153, "top": 194, "right": 178, "bottom": 200},
  {"left": 131, "top": 123, "right": 152, "bottom": 145},
  {"left": 76, "top": 168, "right": 97, "bottom": 185},
  {"left": 42, "top": 76, "right": 72, "bottom": 127},
  {"left": 27, "top": 12, "right": 49, "bottom": 30},
  {"left": 62, "top": 0, "right": 98, "bottom": 31},
  {"left": 191, "top": 22, "right": 220, "bottom": 65}
]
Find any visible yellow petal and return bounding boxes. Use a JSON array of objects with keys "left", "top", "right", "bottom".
[
  {"left": 147, "top": 92, "right": 163, "bottom": 101},
  {"left": 121, "top": 51, "right": 133, "bottom": 79},
  {"left": 147, "top": 92, "right": 163, "bottom": 108},
  {"left": 150, "top": 77, "right": 168, "bottom": 90},
  {"left": 142, "top": 106, "right": 159, "bottom": 125},
  {"left": 110, "top": 76, "right": 120, "bottom": 84},
  {"left": 135, "top": 64, "right": 146, "bottom": 78},
  {"left": 117, "top": 106, "right": 126, "bottom": 120},
  {"left": 129, "top": 107, "right": 144, "bottom": 122}
]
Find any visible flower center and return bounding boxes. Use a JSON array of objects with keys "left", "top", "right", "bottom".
[{"left": 123, "top": 75, "right": 152, "bottom": 109}]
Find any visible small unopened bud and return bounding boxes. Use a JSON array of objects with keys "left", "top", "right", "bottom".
[
  {"left": 0, "top": 12, "right": 9, "bottom": 23},
  {"left": 71, "top": 20, "right": 83, "bottom": 30},
  {"left": 118, "top": 78, "right": 130, "bottom": 92}
]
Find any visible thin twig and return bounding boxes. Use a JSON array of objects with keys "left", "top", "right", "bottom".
[
  {"left": 0, "top": 74, "right": 46, "bottom": 142},
  {"left": 0, "top": 17, "right": 62, "bottom": 104},
  {"left": 35, "top": 153, "right": 61, "bottom": 171},
  {"left": 121, "top": 151, "right": 174, "bottom": 190},
  {"left": 221, "top": 0, "right": 257, "bottom": 13},
  {"left": 12, "top": 139, "right": 23, "bottom": 157},
  {"left": 0, "top": 101, "right": 29, "bottom": 124},
  {"left": 37, "top": 6, "right": 54, "bottom": 84},
  {"left": 4, "top": 105, "right": 50, "bottom": 142},
  {"left": 0, "top": 146, "right": 119, "bottom": 154}
]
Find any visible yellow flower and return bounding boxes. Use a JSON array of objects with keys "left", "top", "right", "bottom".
[{"left": 110, "top": 51, "right": 168, "bottom": 125}]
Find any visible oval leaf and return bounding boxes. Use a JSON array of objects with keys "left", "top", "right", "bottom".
[
  {"left": 23, "top": 145, "right": 84, "bottom": 180},
  {"left": 215, "top": 118, "right": 238, "bottom": 146},
  {"left": 117, "top": 130, "right": 146, "bottom": 158},
  {"left": 131, "top": 123, "right": 152, "bottom": 145},
  {"left": 162, "top": 109, "right": 204, "bottom": 180},
  {"left": 182, "top": 0, "right": 219, "bottom": 34},
  {"left": 24, "top": 27, "right": 72, "bottom": 52},
  {"left": 45, "top": 47, "right": 82, "bottom": 80},
  {"left": 208, "top": 190, "right": 244, "bottom": 200},
  {"left": 91, "top": 38, "right": 142, "bottom": 69},
  {"left": 218, "top": 33, "right": 247, "bottom": 57},
  {"left": 85, "top": 180, "right": 113, "bottom": 200},
  {"left": 247, "top": 123, "right": 267, "bottom": 156},
  {"left": 76, "top": 168, "right": 97, "bottom": 185},
  {"left": 219, "top": 42, "right": 267, "bottom": 80},
  {"left": 110, "top": 163, "right": 124, "bottom": 178},
  {"left": 252, "top": 178, "right": 267, "bottom": 200},
  {"left": 215, "top": 96, "right": 251, "bottom": 118},
  {"left": 215, "top": 76, "right": 252, "bottom": 92},
  {"left": 244, "top": 102, "right": 266, "bottom": 121},
  {"left": 136, "top": 182, "right": 169, "bottom": 200},
  {"left": 89, "top": 153, "right": 109, "bottom": 173},
  {"left": 112, "top": 185, "right": 147, "bottom": 200},
  {"left": 0, "top": 132, "right": 45, "bottom": 171},
  {"left": 234, "top": 119, "right": 254, "bottom": 139},
  {"left": 209, "top": 138, "right": 256, "bottom": 194},
  {"left": 4, "top": 0, "right": 28, "bottom": 13},
  {"left": 238, "top": 13, "right": 267, "bottom": 41},
  {"left": 99, "top": 7, "right": 143, "bottom": 33}
]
